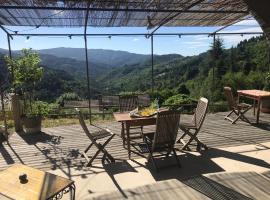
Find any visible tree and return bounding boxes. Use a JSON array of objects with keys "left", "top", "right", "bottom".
[
  {"left": 5, "top": 49, "right": 44, "bottom": 117},
  {"left": 177, "top": 84, "right": 190, "bottom": 95},
  {"left": 5, "top": 48, "right": 43, "bottom": 94}
]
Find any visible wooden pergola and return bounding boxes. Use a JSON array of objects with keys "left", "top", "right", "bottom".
[{"left": 0, "top": 0, "right": 268, "bottom": 126}]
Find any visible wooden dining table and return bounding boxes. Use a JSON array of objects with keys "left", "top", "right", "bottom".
[
  {"left": 113, "top": 112, "right": 156, "bottom": 159},
  {"left": 237, "top": 89, "right": 270, "bottom": 123}
]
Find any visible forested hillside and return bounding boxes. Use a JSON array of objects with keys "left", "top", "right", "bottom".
[
  {"left": 100, "top": 36, "right": 270, "bottom": 104},
  {"left": 0, "top": 36, "right": 269, "bottom": 105}
]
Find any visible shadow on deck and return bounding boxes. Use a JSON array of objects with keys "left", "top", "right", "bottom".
[
  {"left": 0, "top": 111, "right": 269, "bottom": 173},
  {"left": 0, "top": 111, "right": 270, "bottom": 199}
]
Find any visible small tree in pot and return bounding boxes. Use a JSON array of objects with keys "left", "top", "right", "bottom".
[{"left": 5, "top": 49, "right": 44, "bottom": 133}]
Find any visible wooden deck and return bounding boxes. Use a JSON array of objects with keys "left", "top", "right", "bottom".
[{"left": 0, "top": 111, "right": 269, "bottom": 172}]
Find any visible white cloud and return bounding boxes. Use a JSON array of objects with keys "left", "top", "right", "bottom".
[
  {"left": 193, "top": 35, "right": 210, "bottom": 41},
  {"left": 183, "top": 41, "right": 209, "bottom": 48},
  {"left": 132, "top": 38, "right": 140, "bottom": 42},
  {"left": 221, "top": 27, "right": 262, "bottom": 33},
  {"left": 219, "top": 26, "right": 263, "bottom": 47}
]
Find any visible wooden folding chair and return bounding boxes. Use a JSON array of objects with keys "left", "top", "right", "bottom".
[
  {"left": 224, "top": 87, "right": 252, "bottom": 124},
  {"left": 177, "top": 97, "right": 209, "bottom": 151},
  {"left": 142, "top": 110, "right": 181, "bottom": 172},
  {"left": 119, "top": 96, "right": 143, "bottom": 146},
  {"left": 119, "top": 95, "right": 138, "bottom": 112},
  {"left": 75, "top": 108, "right": 115, "bottom": 166}
]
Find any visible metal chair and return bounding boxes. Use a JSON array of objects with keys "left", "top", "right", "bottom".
[
  {"left": 177, "top": 97, "right": 209, "bottom": 151},
  {"left": 142, "top": 110, "right": 181, "bottom": 172},
  {"left": 75, "top": 108, "right": 115, "bottom": 166},
  {"left": 224, "top": 87, "right": 252, "bottom": 124}
]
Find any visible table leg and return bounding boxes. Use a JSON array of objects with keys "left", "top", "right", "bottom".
[
  {"left": 253, "top": 99, "right": 256, "bottom": 116},
  {"left": 70, "top": 183, "right": 76, "bottom": 200},
  {"left": 121, "top": 122, "right": 125, "bottom": 147},
  {"left": 126, "top": 122, "right": 131, "bottom": 159},
  {"left": 256, "top": 99, "right": 261, "bottom": 124}
]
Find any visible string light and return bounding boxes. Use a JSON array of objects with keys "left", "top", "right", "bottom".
[
  {"left": 178, "top": 34, "right": 181, "bottom": 38},
  {"left": 26, "top": 36, "right": 30, "bottom": 40},
  {"left": 68, "top": 35, "right": 72, "bottom": 39},
  {"left": 108, "top": 35, "right": 111, "bottom": 39}
]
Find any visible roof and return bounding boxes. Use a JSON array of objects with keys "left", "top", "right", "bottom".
[{"left": 0, "top": 0, "right": 250, "bottom": 28}]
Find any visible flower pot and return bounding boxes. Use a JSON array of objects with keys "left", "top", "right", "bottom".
[
  {"left": 261, "top": 98, "right": 270, "bottom": 113},
  {"left": 22, "top": 116, "right": 42, "bottom": 134}
]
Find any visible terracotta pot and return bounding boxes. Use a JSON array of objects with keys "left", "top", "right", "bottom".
[
  {"left": 22, "top": 116, "right": 42, "bottom": 133},
  {"left": 261, "top": 99, "right": 270, "bottom": 113}
]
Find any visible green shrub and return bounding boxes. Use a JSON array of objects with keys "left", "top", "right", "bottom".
[
  {"left": 164, "top": 94, "right": 196, "bottom": 105},
  {"left": 118, "top": 91, "right": 142, "bottom": 97},
  {"left": 56, "top": 92, "right": 81, "bottom": 104},
  {"left": 24, "top": 101, "right": 51, "bottom": 118}
]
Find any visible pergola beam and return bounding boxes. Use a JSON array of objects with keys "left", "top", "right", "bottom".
[
  {"left": 211, "top": 16, "right": 254, "bottom": 35},
  {"left": 0, "top": 6, "right": 249, "bottom": 14},
  {"left": 9, "top": 32, "right": 263, "bottom": 37},
  {"left": 150, "top": 0, "right": 206, "bottom": 35},
  {"left": 0, "top": 24, "right": 13, "bottom": 39}
]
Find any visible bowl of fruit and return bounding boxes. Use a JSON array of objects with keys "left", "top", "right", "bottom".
[{"left": 129, "top": 107, "right": 157, "bottom": 118}]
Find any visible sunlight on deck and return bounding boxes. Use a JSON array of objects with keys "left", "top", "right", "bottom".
[{"left": 1, "top": 111, "right": 270, "bottom": 199}]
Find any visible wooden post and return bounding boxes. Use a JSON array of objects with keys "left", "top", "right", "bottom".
[{"left": 11, "top": 94, "right": 23, "bottom": 132}]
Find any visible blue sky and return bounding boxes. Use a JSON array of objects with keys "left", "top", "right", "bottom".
[{"left": 0, "top": 19, "right": 262, "bottom": 56}]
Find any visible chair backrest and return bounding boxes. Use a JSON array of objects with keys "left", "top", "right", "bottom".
[
  {"left": 224, "top": 87, "right": 237, "bottom": 109},
  {"left": 119, "top": 96, "right": 138, "bottom": 112},
  {"left": 153, "top": 110, "right": 181, "bottom": 150},
  {"left": 191, "top": 97, "right": 209, "bottom": 129},
  {"left": 138, "top": 94, "right": 151, "bottom": 107},
  {"left": 75, "top": 108, "right": 95, "bottom": 142}
]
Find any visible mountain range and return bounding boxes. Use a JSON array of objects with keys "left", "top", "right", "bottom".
[
  {"left": 0, "top": 48, "right": 182, "bottom": 76},
  {"left": 1, "top": 36, "right": 268, "bottom": 104}
]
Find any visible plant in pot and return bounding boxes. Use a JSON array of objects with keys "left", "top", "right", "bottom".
[
  {"left": 5, "top": 49, "right": 44, "bottom": 133},
  {"left": 261, "top": 72, "right": 270, "bottom": 113}
]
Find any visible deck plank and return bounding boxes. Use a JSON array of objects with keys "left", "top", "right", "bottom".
[{"left": 0, "top": 111, "right": 269, "bottom": 171}]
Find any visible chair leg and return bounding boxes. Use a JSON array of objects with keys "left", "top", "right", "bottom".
[
  {"left": 100, "top": 134, "right": 115, "bottom": 163},
  {"left": 121, "top": 122, "right": 126, "bottom": 147},
  {"left": 225, "top": 110, "right": 234, "bottom": 120},
  {"left": 84, "top": 142, "right": 94, "bottom": 154},
  {"left": 87, "top": 146, "right": 102, "bottom": 167},
  {"left": 181, "top": 130, "right": 199, "bottom": 151},
  {"left": 166, "top": 149, "right": 172, "bottom": 157},
  {"left": 148, "top": 152, "right": 158, "bottom": 172},
  {"left": 177, "top": 131, "right": 188, "bottom": 143},
  {"left": 143, "top": 137, "right": 158, "bottom": 172},
  {"left": 86, "top": 135, "right": 115, "bottom": 167},
  {"left": 172, "top": 148, "right": 181, "bottom": 168}
]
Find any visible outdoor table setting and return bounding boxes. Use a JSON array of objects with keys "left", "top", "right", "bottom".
[
  {"left": 237, "top": 89, "right": 270, "bottom": 123},
  {"left": 113, "top": 107, "right": 165, "bottom": 158}
]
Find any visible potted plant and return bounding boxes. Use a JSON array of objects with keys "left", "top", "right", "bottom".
[
  {"left": 22, "top": 101, "right": 51, "bottom": 133},
  {"left": 261, "top": 72, "right": 270, "bottom": 113},
  {"left": 5, "top": 49, "right": 44, "bottom": 133}
]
